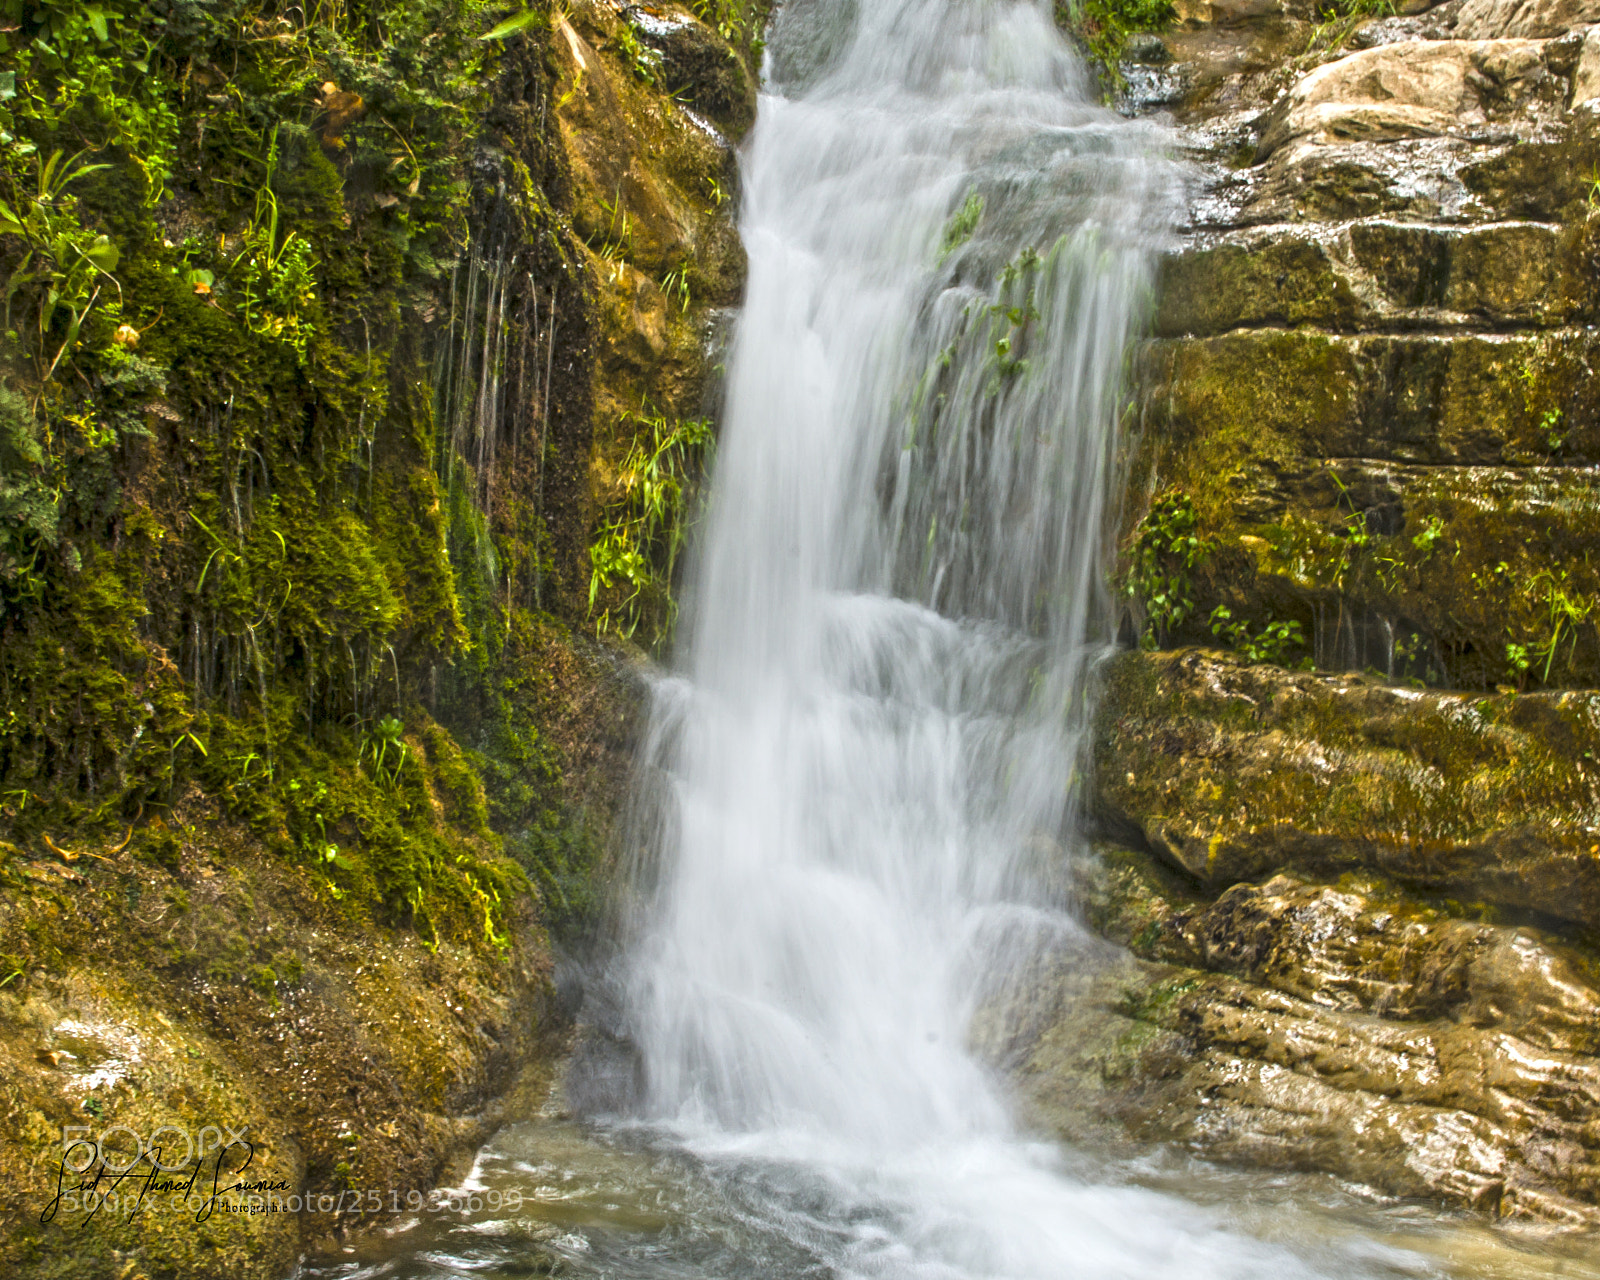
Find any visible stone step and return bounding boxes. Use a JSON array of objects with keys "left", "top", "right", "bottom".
[
  {"left": 1138, "top": 325, "right": 1600, "bottom": 466},
  {"left": 1130, "top": 323, "right": 1600, "bottom": 687},
  {"left": 1209, "top": 458, "right": 1600, "bottom": 687},
  {"left": 1091, "top": 647, "right": 1600, "bottom": 929},
  {"left": 1174, "top": 59, "right": 1600, "bottom": 230},
  {"left": 1155, "top": 219, "right": 1596, "bottom": 336}
]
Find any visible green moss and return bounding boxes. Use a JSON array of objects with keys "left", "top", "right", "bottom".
[
  {"left": 1053, "top": 0, "right": 1175, "bottom": 90},
  {"left": 1115, "top": 974, "right": 1200, "bottom": 1028},
  {"left": 0, "top": 0, "right": 649, "bottom": 957},
  {"left": 1131, "top": 323, "right": 1600, "bottom": 688},
  {"left": 1094, "top": 648, "right": 1600, "bottom": 927}
]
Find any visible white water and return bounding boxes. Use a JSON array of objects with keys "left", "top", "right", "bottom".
[{"left": 613, "top": 2, "right": 1424, "bottom": 1276}]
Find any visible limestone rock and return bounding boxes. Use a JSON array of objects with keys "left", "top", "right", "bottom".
[
  {"left": 1256, "top": 40, "right": 1548, "bottom": 160},
  {"left": 1153, "top": 219, "right": 1581, "bottom": 336},
  {"left": 1446, "top": 0, "right": 1600, "bottom": 39},
  {"left": 1091, "top": 648, "right": 1600, "bottom": 926},
  {"left": 999, "top": 846, "right": 1600, "bottom": 1221},
  {"left": 1572, "top": 24, "right": 1600, "bottom": 100}
]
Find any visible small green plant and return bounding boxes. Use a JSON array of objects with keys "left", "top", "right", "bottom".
[
  {"left": 1298, "top": 0, "right": 1394, "bottom": 60},
  {"left": 590, "top": 189, "right": 634, "bottom": 274},
  {"left": 1054, "top": 0, "right": 1176, "bottom": 87},
  {"left": 661, "top": 265, "right": 692, "bottom": 314},
  {"left": 480, "top": 7, "right": 545, "bottom": 40},
  {"left": 1541, "top": 407, "right": 1566, "bottom": 453},
  {"left": 1479, "top": 562, "right": 1596, "bottom": 687},
  {"left": 939, "top": 189, "right": 984, "bottom": 260},
  {"left": 359, "top": 715, "right": 410, "bottom": 788},
  {"left": 690, "top": 0, "right": 762, "bottom": 53},
  {"left": 223, "top": 128, "right": 320, "bottom": 361},
  {"left": 1410, "top": 514, "right": 1446, "bottom": 558},
  {"left": 985, "top": 246, "right": 1042, "bottom": 390},
  {"left": 613, "top": 20, "right": 661, "bottom": 84},
  {"left": 589, "top": 408, "right": 715, "bottom": 643},
  {"left": 1123, "top": 490, "right": 1212, "bottom": 648},
  {"left": 0, "top": 149, "right": 121, "bottom": 383},
  {"left": 1516, "top": 356, "right": 1569, "bottom": 454},
  {"left": 1208, "top": 606, "right": 1307, "bottom": 666}
]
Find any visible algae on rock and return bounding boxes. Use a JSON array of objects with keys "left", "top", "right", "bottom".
[{"left": 0, "top": 0, "right": 746, "bottom": 1275}]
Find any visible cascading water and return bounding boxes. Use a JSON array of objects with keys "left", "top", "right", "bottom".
[
  {"left": 626, "top": 0, "right": 1162, "bottom": 1140},
  {"left": 604, "top": 0, "right": 1402, "bottom": 1275},
  {"left": 300, "top": 6, "right": 1600, "bottom": 1277}
]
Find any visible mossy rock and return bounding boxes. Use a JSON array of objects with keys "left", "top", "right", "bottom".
[
  {"left": 1001, "top": 841, "right": 1600, "bottom": 1221},
  {"left": 1091, "top": 647, "right": 1600, "bottom": 927},
  {"left": 0, "top": 797, "right": 562, "bottom": 1280},
  {"left": 1153, "top": 219, "right": 1596, "bottom": 338},
  {"left": 1129, "top": 323, "right": 1600, "bottom": 686}
]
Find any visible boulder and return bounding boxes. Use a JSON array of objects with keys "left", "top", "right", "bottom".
[
  {"left": 1446, "top": 0, "right": 1600, "bottom": 39},
  {"left": 1257, "top": 40, "right": 1549, "bottom": 160},
  {"left": 1091, "top": 648, "right": 1600, "bottom": 926},
  {"left": 993, "top": 846, "right": 1600, "bottom": 1221}
]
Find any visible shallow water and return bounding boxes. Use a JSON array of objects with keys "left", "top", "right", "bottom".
[{"left": 301, "top": 1110, "right": 1600, "bottom": 1280}]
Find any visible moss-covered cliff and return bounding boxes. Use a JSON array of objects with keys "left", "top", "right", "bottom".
[{"left": 0, "top": 0, "right": 757, "bottom": 1274}]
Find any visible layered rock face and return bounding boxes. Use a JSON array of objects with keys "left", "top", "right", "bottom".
[
  {"left": 1132, "top": 0, "right": 1600, "bottom": 689},
  {"left": 1007, "top": 0, "right": 1600, "bottom": 1230}
]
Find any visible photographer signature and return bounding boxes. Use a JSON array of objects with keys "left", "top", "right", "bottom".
[{"left": 41, "top": 1137, "right": 291, "bottom": 1227}]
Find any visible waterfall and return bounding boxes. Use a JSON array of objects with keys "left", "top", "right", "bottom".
[{"left": 607, "top": 1, "right": 1386, "bottom": 1275}]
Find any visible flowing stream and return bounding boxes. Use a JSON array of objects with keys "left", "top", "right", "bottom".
[{"left": 304, "top": 2, "right": 1600, "bottom": 1277}]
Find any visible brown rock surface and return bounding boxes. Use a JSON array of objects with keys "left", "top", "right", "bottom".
[
  {"left": 1091, "top": 648, "right": 1600, "bottom": 927},
  {"left": 1256, "top": 39, "right": 1550, "bottom": 159},
  {"left": 991, "top": 848, "right": 1600, "bottom": 1223}
]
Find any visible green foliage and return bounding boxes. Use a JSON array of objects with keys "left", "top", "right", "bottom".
[
  {"left": 225, "top": 130, "right": 319, "bottom": 360},
  {"left": 1123, "top": 490, "right": 1212, "bottom": 648},
  {"left": 359, "top": 714, "right": 409, "bottom": 788},
  {"left": 589, "top": 406, "right": 714, "bottom": 645},
  {"left": 0, "top": 0, "right": 180, "bottom": 199},
  {"left": 0, "top": 0, "right": 673, "bottom": 965},
  {"left": 1410, "top": 514, "right": 1445, "bottom": 558},
  {"left": 1478, "top": 563, "right": 1596, "bottom": 688},
  {"left": 209, "top": 709, "right": 524, "bottom": 947},
  {"left": 1540, "top": 408, "right": 1566, "bottom": 453},
  {"left": 1208, "top": 606, "right": 1307, "bottom": 666},
  {"left": 939, "top": 189, "right": 984, "bottom": 260},
  {"left": 613, "top": 19, "right": 662, "bottom": 84},
  {"left": 1300, "top": 0, "right": 1396, "bottom": 61},
  {"left": 986, "top": 246, "right": 1042, "bottom": 389},
  {"left": 689, "top": 0, "right": 767, "bottom": 62},
  {"left": 0, "top": 385, "right": 59, "bottom": 601},
  {"left": 480, "top": 7, "right": 546, "bottom": 41},
  {"left": 0, "top": 0, "right": 575, "bottom": 946},
  {"left": 1, "top": 148, "right": 122, "bottom": 381},
  {"left": 661, "top": 265, "right": 692, "bottom": 314},
  {"left": 1053, "top": 0, "right": 1175, "bottom": 84}
]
